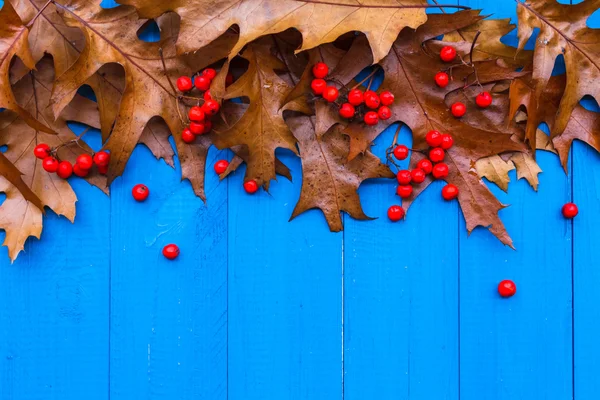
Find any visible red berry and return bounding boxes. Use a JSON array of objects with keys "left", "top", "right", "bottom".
[
  {"left": 434, "top": 72, "right": 449, "bottom": 88},
  {"left": 132, "top": 183, "right": 149, "bottom": 202},
  {"left": 203, "top": 90, "right": 212, "bottom": 101},
  {"left": 162, "top": 244, "right": 180, "bottom": 260},
  {"left": 214, "top": 159, "right": 229, "bottom": 174},
  {"left": 440, "top": 46, "right": 457, "bottom": 62},
  {"left": 363, "top": 111, "right": 379, "bottom": 126},
  {"left": 396, "top": 170, "right": 411, "bottom": 185},
  {"left": 562, "top": 203, "right": 578, "bottom": 219},
  {"left": 202, "top": 99, "right": 220, "bottom": 116},
  {"left": 194, "top": 75, "right": 211, "bottom": 91},
  {"left": 203, "top": 120, "right": 212, "bottom": 134},
  {"left": 476, "top": 91, "right": 493, "bottom": 108},
  {"left": 498, "top": 280, "right": 516, "bottom": 298},
  {"left": 451, "top": 102, "right": 466, "bottom": 118},
  {"left": 425, "top": 130, "right": 443, "bottom": 147},
  {"left": 189, "top": 122, "right": 205, "bottom": 135},
  {"left": 98, "top": 164, "right": 108, "bottom": 175},
  {"left": 393, "top": 145, "right": 409, "bottom": 160},
  {"left": 379, "top": 91, "right": 394, "bottom": 106},
  {"left": 202, "top": 68, "right": 217, "bottom": 80},
  {"left": 429, "top": 147, "right": 445, "bottom": 163},
  {"left": 364, "top": 90, "right": 380, "bottom": 109},
  {"left": 432, "top": 162, "right": 449, "bottom": 179},
  {"left": 312, "top": 62, "right": 328, "bottom": 79},
  {"left": 339, "top": 103, "right": 355, "bottom": 119},
  {"left": 73, "top": 163, "right": 88, "bottom": 177},
  {"left": 417, "top": 159, "right": 433, "bottom": 174},
  {"left": 176, "top": 76, "right": 193, "bottom": 92},
  {"left": 93, "top": 151, "right": 110, "bottom": 167},
  {"left": 76, "top": 154, "right": 93, "bottom": 170},
  {"left": 226, "top": 72, "right": 234, "bottom": 86},
  {"left": 182, "top": 127, "right": 196, "bottom": 143},
  {"left": 323, "top": 86, "right": 339, "bottom": 102},
  {"left": 440, "top": 134, "right": 454, "bottom": 150},
  {"left": 396, "top": 185, "right": 413, "bottom": 199},
  {"left": 34, "top": 143, "right": 50, "bottom": 159},
  {"left": 56, "top": 161, "right": 73, "bottom": 179},
  {"left": 189, "top": 106, "right": 205, "bottom": 122},
  {"left": 244, "top": 180, "right": 259, "bottom": 194},
  {"left": 377, "top": 106, "right": 391, "bottom": 120},
  {"left": 411, "top": 168, "right": 426, "bottom": 184},
  {"left": 387, "top": 205, "right": 405, "bottom": 222},
  {"left": 442, "top": 184, "right": 459, "bottom": 200},
  {"left": 311, "top": 78, "right": 327, "bottom": 95},
  {"left": 347, "top": 89, "right": 364, "bottom": 106}
]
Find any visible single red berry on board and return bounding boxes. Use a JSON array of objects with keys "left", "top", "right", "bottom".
[
  {"left": 244, "top": 180, "right": 259, "bottom": 194},
  {"left": 203, "top": 90, "right": 212, "bottom": 101},
  {"left": 364, "top": 90, "right": 380, "bottom": 109},
  {"left": 98, "top": 164, "right": 108, "bottom": 175},
  {"left": 411, "top": 168, "right": 426, "bottom": 184},
  {"left": 476, "top": 91, "right": 493, "bottom": 108},
  {"left": 93, "top": 151, "right": 110, "bottom": 167},
  {"left": 73, "top": 163, "right": 88, "bottom": 177},
  {"left": 339, "top": 103, "right": 355, "bottom": 119},
  {"left": 202, "top": 99, "right": 220, "bottom": 116},
  {"left": 162, "top": 244, "right": 180, "bottom": 260},
  {"left": 425, "top": 130, "right": 443, "bottom": 147},
  {"left": 434, "top": 72, "right": 449, "bottom": 88},
  {"left": 440, "top": 45, "right": 457, "bottom": 62},
  {"left": 396, "top": 185, "right": 413, "bottom": 199},
  {"left": 189, "top": 106, "right": 205, "bottom": 122},
  {"left": 442, "top": 184, "right": 459, "bottom": 200},
  {"left": 323, "top": 86, "right": 339, "bottom": 102},
  {"left": 498, "top": 280, "right": 516, "bottom": 298},
  {"left": 311, "top": 78, "right": 327, "bottom": 95},
  {"left": 387, "top": 205, "right": 405, "bottom": 222},
  {"left": 347, "top": 89, "right": 364, "bottom": 106},
  {"left": 429, "top": 147, "right": 445, "bottom": 163},
  {"left": 417, "top": 159, "right": 433, "bottom": 174},
  {"left": 312, "top": 62, "right": 329, "bottom": 78},
  {"left": 214, "top": 160, "right": 229, "bottom": 174},
  {"left": 182, "top": 127, "right": 196, "bottom": 143},
  {"left": 440, "top": 134, "right": 454, "bottom": 150},
  {"left": 562, "top": 203, "right": 578, "bottom": 219},
  {"left": 56, "top": 161, "right": 73, "bottom": 179},
  {"left": 176, "top": 76, "right": 192, "bottom": 92},
  {"left": 393, "top": 145, "right": 409, "bottom": 160},
  {"left": 432, "top": 162, "right": 449, "bottom": 179},
  {"left": 203, "top": 120, "right": 212, "bottom": 134},
  {"left": 132, "top": 184, "right": 149, "bottom": 202},
  {"left": 76, "top": 154, "right": 93, "bottom": 170},
  {"left": 377, "top": 106, "right": 391, "bottom": 120},
  {"left": 379, "top": 91, "right": 394, "bottom": 106},
  {"left": 202, "top": 68, "right": 217, "bottom": 80},
  {"left": 363, "top": 111, "right": 379, "bottom": 126},
  {"left": 34, "top": 143, "right": 50, "bottom": 159},
  {"left": 396, "top": 170, "right": 412, "bottom": 185},
  {"left": 194, "top": 75, "right": 211, "bottom": 91},
  {"left": 451, "top": 102, "right": 466, "bottom": 117},
  {"left": 226, "top": 72, "right": 234, "bottom": 86},
  {"left": 189, "top": 122, "right": 204, "bottom": 136}
]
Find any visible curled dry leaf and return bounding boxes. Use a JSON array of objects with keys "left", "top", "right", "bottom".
[
  {"left": 139, "top": 117, "right": 175, "bottom": 167},
  {"left": 475, "top": 155, "right": 515, "bottom": 192}
]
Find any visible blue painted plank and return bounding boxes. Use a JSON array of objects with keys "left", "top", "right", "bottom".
[
  {"left": 0, "top": 127, "right": 110, "bottom": 400},
  {"left": 227, "top": 150, "right": 343, "bottom": 400}
]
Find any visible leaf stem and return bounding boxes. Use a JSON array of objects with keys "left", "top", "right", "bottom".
[
  {"left": 26, "top": 0, "right": 53, "bottom": 28},
  {"left": 351, "top": 66, "right": 381, "bottom": 90}
]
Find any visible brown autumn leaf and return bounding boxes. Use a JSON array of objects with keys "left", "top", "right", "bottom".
[
  {"left": 0, "top": 57, "right": 106, "bottom": 261},
  {"left": 49, "top": 0, "right": 237, "bottom": 200},
  {"left": 286, "top": 115, "right": 394, "bottom": 231},
  {"left": 139, "top": 117, "right": 175, "bottom": 167},
  {"left": 516, "top": 0, "right": 600, "bottom": 149},
  {"left": 475, "top": 155, "right": 515, "bottom": 192},
  {"left": 212, "top": 38, "right": 298, "bottom": 189}
]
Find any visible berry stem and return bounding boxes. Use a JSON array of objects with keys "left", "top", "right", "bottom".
[{"left": 351, "top": 66, "right": 381, "bottom": 90}]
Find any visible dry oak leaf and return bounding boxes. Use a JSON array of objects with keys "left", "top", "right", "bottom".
[
  {"left": 50, "top": 0, "right": 236, "bottom": 200},
  {"left": 516, "top": 0, "right": 600, "bottom": 147},
  {"left": 0, "top": 57, "right": 106, "bottom": 262},
  {"left": 287, "top": 115, "right": 394, "bottom": 231},
  {"left": 213, "top": 39, "right": 297, "bottom": 189},
  {"left": 475, "top": 155, "right": 515, "bottom": 192},
  {"left": 112, "top": 0, "right": 452, "bottom": 63}
]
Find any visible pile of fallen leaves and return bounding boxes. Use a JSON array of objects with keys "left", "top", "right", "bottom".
[{"left": 0, "top": 0, "right": 599, "bottom": 260}]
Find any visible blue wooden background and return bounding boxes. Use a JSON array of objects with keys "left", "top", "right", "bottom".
[{"left": 1, "top": 0, "right": 599, "bottom": 398}]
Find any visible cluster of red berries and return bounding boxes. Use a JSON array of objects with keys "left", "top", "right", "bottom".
[
  {"left": 310, "top": 62, "right": 394, "bottom": 126},
  {"left": 432, "top": 46, "right": 493, "bottom": 118},
  {"left": 34, "top": 143, "right": 110, "bottom": 179}
]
